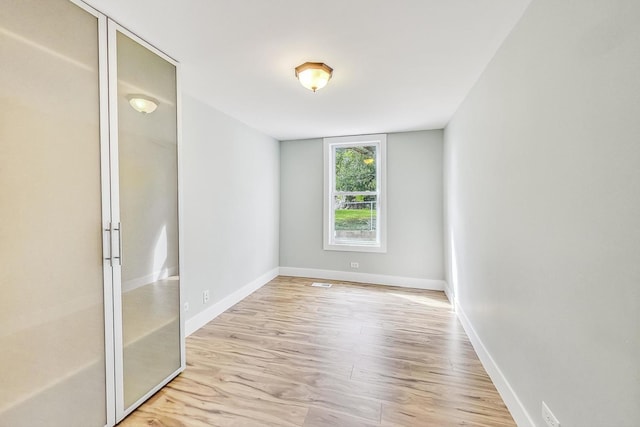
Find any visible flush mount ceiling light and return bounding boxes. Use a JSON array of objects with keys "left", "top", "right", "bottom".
[
  {"left": 294, "top": 62, "right": 333, "bottom": 92},
  {"left": 127, "top": 94, "right": 159, "bottom": 114}
]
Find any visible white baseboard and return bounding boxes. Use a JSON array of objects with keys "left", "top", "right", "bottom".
[
  {"left": 183, "top": 267, "right": 532, "bottom": 426},
  {"left": 185, "top": 267, "right": 279, "bottom": 336},
  {"left": 443, "top": 281, "right": 454, "bottom": 305},
  {"left": 278, "top": 266, "right": 445, "bottom": 291},
  {"left": 455, "top": 302, "right": 535, "bottom": 427},
  {"left": 123, "top": 266, "right": 178, "bottom": 292}
]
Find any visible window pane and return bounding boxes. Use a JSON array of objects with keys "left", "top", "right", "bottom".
[
  {"left": 334, "top": 195, "right": 377, "bottom": 243},
  {"left": 335, "top": 145, "right": 377, "bottom": 192}
]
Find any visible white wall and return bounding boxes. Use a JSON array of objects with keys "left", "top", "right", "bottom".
[
  {"left": 444, "top": 0, "right": 640, "bottom": 426},
  {"left": 280, "top": 130, "right": 444, "bottom": 286},
  {"left": 181, "top": 94, "right": 280, "bottom": 321}
]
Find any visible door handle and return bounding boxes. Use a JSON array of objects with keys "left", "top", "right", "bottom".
[
  {"left": 113, "top": 222, "right": 122, "bottom": 266},
  {"left": 104, "top": 224, "right": 113, "bottom": 266}
]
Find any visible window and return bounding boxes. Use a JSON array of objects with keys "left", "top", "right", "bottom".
[{"left": 323, "top": 134, "right": 387, "bottom": 252}]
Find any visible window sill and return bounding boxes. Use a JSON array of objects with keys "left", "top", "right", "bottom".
[{"left": 323, "top": 242, "right": 387, "bottom": 253}]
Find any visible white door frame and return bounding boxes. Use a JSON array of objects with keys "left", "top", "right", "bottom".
[{"left": 106, "top": 19, "right": 185, "bottom": 424}]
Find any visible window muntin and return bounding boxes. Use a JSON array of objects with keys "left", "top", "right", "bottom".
[{"left": 324, "top": 135, "right": 387, "bottom": 252}]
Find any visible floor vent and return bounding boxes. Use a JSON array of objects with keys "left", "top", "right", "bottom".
[{"left": 311, "top": 282, "right": 333, "bottom": 288}]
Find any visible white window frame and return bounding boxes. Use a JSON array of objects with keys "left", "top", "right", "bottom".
[{"left": 323, "top": 134, "right": 387, "bottom": 253}]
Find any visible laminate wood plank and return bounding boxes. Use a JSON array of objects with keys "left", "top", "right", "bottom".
[
  {"left": 205, "top": 319, "right": 363, "bottom": 352},
  {"left": 122, "top": 369, "right": 309, "bottom": 427},
  {"left": 351, "top": 365, "right": 496, "bottom": 403},
  {"left": 222, "top": 307, "right": 366, "bottom": 333},
  {"left": 118, "top": 276, "right": 515, "bottom": 426},
  {"left": 194, "top": 327, "right": 361, "bottom": 367},
  {"left": 303, "top": 407, "right": 380, "bottom": 427},
  {"left": 381, "top": 402, "right": 516, "bottom": 427},
  {"left": 188, "top": 338, "right": 354, "bottom": 379}
]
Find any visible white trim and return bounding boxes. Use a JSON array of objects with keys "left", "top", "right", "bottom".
[
  {"left": 70, "top": 0, "right": 99, "bottom": 15},
  {"left": 106, "top": 18, "right": 125, "bottom": 422},
  {"left": 106, "top": 19, "right": 178, "bottom": 65},
  {"left": 185, "top": 268, "right": 279, "bottom": 336},
  {"left": 122, "top": 267, "right": 179, "bottom": 292},
  {"left": 279, "top": 267, "right": 445, "bottom": 291},
  {"left": 68, "top": 3, "right": 115, "bottom": 426},
  {"left": 443, "top": 281, "right": 455, "bottom": 306},
  {"left": 323, "top": 134, "right": 388, "bottom": 253},
  {"left": 108, "top": 20, "right": 183, "bottom": 422},
  {"left": 97, "top": 10, "right": 116, "bottom": 427},
  {"left": 175, "top": 51, "right": 186, "bottom": 379},
  {"left": 117, "top": 365, "right": 183, "bottom": 421},
  {"left": 455, "top": 302, "right": 536, "bottom": 427}
]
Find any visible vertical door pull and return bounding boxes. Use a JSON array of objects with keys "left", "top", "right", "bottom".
[
  {"left": 104, "top": 223, "right": 113, "bottom": 266},
  {"left": 114, "top": 222, "right": 122, "bottom": 266}
]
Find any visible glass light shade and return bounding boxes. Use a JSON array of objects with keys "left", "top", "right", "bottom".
[
  {"left": 127, "top": 94, "right": 158, "bottom": 114},
  {"left": 295, "top": 62, "right": 333, "bottom": 92}
]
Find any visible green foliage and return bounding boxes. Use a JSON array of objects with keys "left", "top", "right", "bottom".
[
  {"left": 335, "top": 208, "right": 377, "bottom": 230},
  {"left": 335, "top": 146, "right": 376, "bottom": 192}
]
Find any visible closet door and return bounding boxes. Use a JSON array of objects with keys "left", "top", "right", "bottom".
[
  {"left": 0, "top": 1, "right": 113, "bottom": 426},
  {"left": 108, "top": 22, "right": 184, "bottom": 420}
]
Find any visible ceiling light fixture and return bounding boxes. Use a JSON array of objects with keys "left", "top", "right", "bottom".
[
  {"left": 127, "top": 94, "right": 159, "bottom": 114},
  {"left": 295, "top": 62, "right": 333, "bottom": 92}
]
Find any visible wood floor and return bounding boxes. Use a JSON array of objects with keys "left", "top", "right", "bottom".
[{"left": 118, "top": 276, "right": 515, "bottom": 427}]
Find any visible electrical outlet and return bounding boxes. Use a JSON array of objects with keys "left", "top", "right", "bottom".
[
  {"left": 350, "top": 262, "right": 359, "bottom": 269},
  {"left": 542, "top": 402, "right": 560, "bottom": 427},
  {"left": 184, "top": 302, "right": 190, "bottom": 312},
  {"left": 203, "top": 290, "right": 210, "bottom": 304}
]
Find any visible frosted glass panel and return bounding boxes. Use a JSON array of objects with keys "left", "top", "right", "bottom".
[
  {"left": 0, "top": 1, "right": 106, "bottom": 426},
  {"left": 116, "top": 31, "right": 181, "bottom": 409}
]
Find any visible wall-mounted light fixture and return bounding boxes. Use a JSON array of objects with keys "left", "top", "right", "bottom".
[
  {"left": 127, "top": 94, "right": 159, "bottom": 114},
  {"left": 294, "top": 62, "right": 333, "bottom": 92}
]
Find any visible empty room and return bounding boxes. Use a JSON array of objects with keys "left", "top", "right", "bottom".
[{"left": 1, "top": 0, "right": 638, "bottom": 426}]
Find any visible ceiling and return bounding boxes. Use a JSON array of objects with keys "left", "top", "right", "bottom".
[{"left": 83, "top": 0, "right": 532, "bottom": 141}]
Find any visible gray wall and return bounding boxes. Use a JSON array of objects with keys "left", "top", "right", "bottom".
[
  {"left": 280, "top": 130, "right": 444, "bottom": 281},
  {"left": 443, "top": 0, "right": 640, "bottom": 426},
  {"left": 181, "top": 94, "right": 280, "bottom": 319}
]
